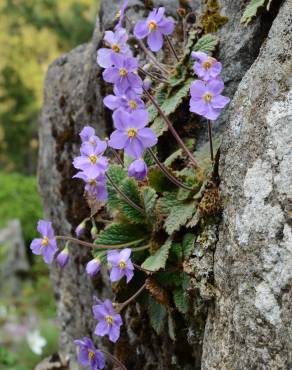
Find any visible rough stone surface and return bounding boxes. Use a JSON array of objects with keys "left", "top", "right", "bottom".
[{"left": 202, "top": 1, "right": 292, "bottom": 369}]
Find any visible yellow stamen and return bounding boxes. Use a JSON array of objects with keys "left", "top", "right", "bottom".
[
  {"left": 115, "top": 10, "right": 121, "bottom": 20},
  {"left": 88, "top": 350, "right": 95, "bottom": 360},
  {"left": 89, "top": 155, "right": 98, "bottom": 164},
  {"left": 119, "top": 68, "right": 128, "bottom": 77},
  {"left": 202, "top": 57, "right": 216, "bottom": 70},
  {"left": 203, "top": 92, "right": 213, "bottom": 102},
  {"left": 127, "top": 128, "right": 137, "bottom": 138},
  {"left": 128, "top": 100, "right": 137, "bottom": 109},
  {"left": 148, "top": 20, "right": 157, "bottom": 31},
  {"left": 89, "top": 179, "right": 97, "bottom": 186},
  {"left": 119, "top": 260, "right": 126, "bottom": 269},
  {"left": 106, "top": 315, "right": 113, "bottom": 325},
  {"left": 41, "top": 236, "right": 49, "bottom": 246},
  {"left": 111, "top": 44, "right": 121, "bottom": 53}
]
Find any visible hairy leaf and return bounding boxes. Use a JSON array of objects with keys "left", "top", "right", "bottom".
[
  {"left": 119, "top": 178, "right": 145, "bottom": 224},
  {"left": 193, "top": 34, "right": 219, "bottom": 54},
  {"left": 241, "top": 0, "right": 271, "bottom": 25},
  {"left": 164, "top": 202, "right": 196, "bottom": 234},
  {"left": 173, "top": 287, "right": 189, "bottom": 314},
  {"left": 106, "top": 165, "right": 127, "bottom": 211},
  {"left": 142, "top": 238, "right": 172, "bottom": 272},
  {"left": 156, "top": 191, "right": 180, "bottom": 215},
  {"left": 94, "top": 223, "right": 148, "bottom": 246},
  {"left": 148, "top": 168, "right": 174, "bottom": 194},
  {"left": 143, "top": 186, "right": 158, "bottom": 216},
  {"left": 148, "top": 296, "right": 167, "bottom": 334},
  {"left": 182, "top": 233, "right": 196, "bottom": 258}
]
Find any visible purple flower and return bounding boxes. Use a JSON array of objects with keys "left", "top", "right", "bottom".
[
  {"left": 74, "top": 167, "right": 108, "bottom": 202},
  {"left": 128, "top": 158, "right": 148, "bottom": 181},
  {"left": 143, "top": 78, "right": 152, "bottom": 91},
  {"left": 30, "top": 220, "right": 57, "bottom": 264},
  {"left": 93, "top": 299, "right": 122, "bottom": 343},
  {"left": 74, "top": 337, "right": 105, "bottom": 370},
  {"left": 107, "top": 248, "right": 134, "bottom": 283},
  {"left": 191, "top": 51, "right": 222, "bottom": 81},
  {"left": 97, "top": 28, "right": 132, "bottom": 68},
  {"left": 56, "top": 248, "right": 69, "bottom": 268},
  {"left": 103, "top": 90, "right": 145, "bottom": 113},
  {"left": 75, "top": 221, "right": 86, "bottom": 238},
  {"left": 79, "top": 126, "right": 106, "bottom": 148},
  {"left": 73, "top": 142, "right": 108, "bottom": 177},
  {"left": 115, "top": 0, "right": 129, "bottom": 30},
  {"left": 102, "top": 54, "right": 143, "bottom": 95},
  {"left": 86, "top": 258, "right": 101, "bottom": 277},
  {"left": 190, "top": 79, "right": 230, "bottom": 120},
  {"left": 108, "top": 109, "right": 157, "bottom": 159},
  {"left": 134, "top": 7, "right": 175, "bottom": 52}
]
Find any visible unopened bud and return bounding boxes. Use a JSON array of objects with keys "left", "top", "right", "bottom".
[
  {"left": 91, "top": 226, "right": 98, "bottom": 239},
  {"left": 75, "top": 221, "right": 86, "bottom": 238}
]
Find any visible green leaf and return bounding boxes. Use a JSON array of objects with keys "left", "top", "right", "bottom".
[
  {"left": 156, "top": 270, "right": 183, "bottom": 288},
  {"left": 170, "top": 242, "right": 182, "bottom": 263},
  {"left": 148, "top": 296, "right": 167, "bottom": 334},
  {"left": 182, "top": 233, "right": 196, "bottom": 258},
  {"left": 119, "top": 178, "right": 145, "bottom": 224},
  {"left": 142, "top": 238, "right": 172, "bottom": 272},
  {"left": 183, "top": 29, "right": 199, "bottom": 59},
  {"left": 164, "top": 148, "right": 183, "bottom": 167},
  {"left": 143, "top": 186, "right": 158, "bottom": 216},
  {"left": 164, "top": 202, "right": 196, "bottom": 234},
  {"left": 151, "top": 116, "right": 168, "bottom": 137},
  {"left": 106, "top": 165, "right": 127, "bottom": 211},
  {"left": 156, "top": 191, "right": 180, "bottom": 215},
  {"left": 241, "top": 0, "right": 271, "bottom": 25},
  {"left": 94, "top": 223, "right": 148, "bottom": 246},
  {"left": 148, "top": 168, "right": 174, "bottom": 194},
  {"left": 173, "top": 288, "right": 189, "bottom": 314},
  {"left": 193, "top": 34, "right": 219, "bottom": 54}
]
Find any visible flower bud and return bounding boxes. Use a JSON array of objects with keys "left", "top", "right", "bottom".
[
  {"left": 143, "top": 78, "right": 152, "bottom": 91},
  {"left": 86, "top": 258, "right": 101, "bottom": 277},
  {"left": 91, "top": 226, "right": 98, "bottom": 239},
  {"left": 56, "top": 248, "right": 69, "bottom": 268},
  {"left": 128, "top": 159, "right": 148, "bottom": 181},
  {"left": 75, "top": 221, "right": 86, "bottom": 238}
]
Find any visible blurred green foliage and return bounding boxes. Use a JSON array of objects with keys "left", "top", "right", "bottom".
[
  {"left": 0, "top": 171, "right": 42, "bottom": 243},
  {"left": 0, "top": 0, "right": 99, "bottom": 174}
]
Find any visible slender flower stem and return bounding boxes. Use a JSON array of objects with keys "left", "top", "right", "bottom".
[
  {"left": 165, "top": 35, "right": 180, "bottom": 62},
  {"left": 110, "top": 148, "right": 124, "bottom": 166},
  {"left": 101, "top": 350, "right": 127, "bottom": 370},
  {"left": 131, "top": 245, "right": 150, "bottom": 252},
  {"left": 133, "top": 263, "right": 154, "bottom": 274},
  {"left": 118, "top": 283, "right": 147, "bottom": 311},
  {"left": 138, "top": 67, "right": 167, "bottom": 83},
  {"left": 147, "top": 148, "right": 193, "bottom": 191},
  {"left": 207, "top": 120, "right": 214, "bottom": 162},
  {"left": 106, "top": 173, "right": 145, "bottom": 214},
  {"left": 143, "top": 88, "right": 199, "bottom": 168},
  {"left": 55, "top": 236, "right": 145, "bottom": 249}
]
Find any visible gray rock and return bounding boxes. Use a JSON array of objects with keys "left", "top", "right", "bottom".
[{"left": 202, "top": 1, "right": 292, "bottom": 368}]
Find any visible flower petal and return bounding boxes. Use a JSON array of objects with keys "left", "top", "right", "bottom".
[
  {"left": 108, "top": 130, "right": 129, "bottom": 150},
  {"left": 137, "top": 127, "right": 158, "bottom": 147},
  {"left": 97, "top": 48, "right": 113, "bottom": 68},
  {"left": 158, "top": 18, "right": 175, "bottom": 35},
  {"left": 190, "top": 80, "right": 207, "bottom": 98},
  {"left": 147, "top": 30, "right": 163, "bottom": 52},
  {"left": 125, "top": 138, "right": 145, "bottom": 159},
  {"left": 212, "top": 95, "right": 230, "bottom": 109},
  {"left": 206, "top": 78, "right": 224, "bottom": 95},
  {"left": 134, "top": 20, "right": 149, "bottom": 39}
]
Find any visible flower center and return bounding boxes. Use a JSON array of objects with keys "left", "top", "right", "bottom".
[
  {"left": 148, "top": 20, "right": 157, "bottom": 31},
  {"left": 127, "top": 128, "right": 137, "bottom": 138},
  {"left": 203, "top": 92, "right": 213, "bottom": 102},
  {"left": 88, "top": 350, "right": 95, "bottom": 360},
  {"left": 89, "top": 179, "right": 97, "bottom": 186},
  {"left": 119, "top": 260, "right": 126, "bottom": 269},
  {"left": 119, "top": 68, "right": 128, "bottom": 77},
  {"left": 111, "top": 43, "right": 121, "bottom": 53},
  {"left": 128, "top": 100, "right": 137, "bottom": 109},
  {"left": 106, "top": 315, "right": 113, "bottom": 325},
  {"left": 89, "top": 155, "right": 98, "bottom": 164},
  {"left": 115, "top": 10, "right": 121, "bottom": 20},
  {"left": 202, "top": 61, "right": 212, "bottom": 70},
  {"left": 41, "top": 236, "right": 49, "bottom": 246}
]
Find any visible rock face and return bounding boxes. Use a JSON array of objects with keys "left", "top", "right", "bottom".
[
  {"left": 202, "top": 1, "right": 292, "bottom": 369},
  {"left": 38, "top": 0, "right": 290, "bottom": 368}
]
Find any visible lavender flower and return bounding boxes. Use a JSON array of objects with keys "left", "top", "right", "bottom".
[
  {"left": 108, "top": 109, "right": 157, "bottom": 159},
  {"left": 73, "top": 168, "right": 108, "bottom": 201},
  {"left": 73, "top": 142, "right": 108, "bottom": 177},
  {"left": 190, "top": 79, "right": 230, "bottom": 120},
  {"left": 97, "top": 28, "right": 132, "bottom": 68},
  {"left": 30, "top": 220, "right": 57, "bottom": 264},
  {"left": 191, "top": 51, "right": 222, "bottom": 81},
  {"left": 103, "top": 90, "right": 145, "bottom": 113},
  {"left": 93, "top": 299, "right": 122, "bottom": 343},
  {"left": 107, "top": 248, "right": 134, "bottom": 283},
  {"left": 86, "top": 258, "right": 101, "bottom": 277},
  {"left": 128, "top": 158, "right": 148, "bottom": 181},
  {"left": 56, "top": 248, "right": 69, "bottom": 268},
  {"left": 74, "top": 337, "right": 105, "bottom": 370},
  {"left": 75, "top": 221, "right": 86, "bottom": 238},
  {"left": 102, "top": 54, "right": 143, "bottom": 95},
  {"left": 115, "top": 0, "right": 129, "bottom": 30},
  {"left": 134, "top": 7, "right": 175, "bottom": 52},
  {"left": 143, "top": 77, "right": 152, "bottom": 91},
  {"left": 79, "top": 126, "right": 106, "bottom": 148}
]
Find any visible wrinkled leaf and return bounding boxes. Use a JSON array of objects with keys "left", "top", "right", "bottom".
[{"left": 142, "top": 238, "right": 172, "bottom": 272}]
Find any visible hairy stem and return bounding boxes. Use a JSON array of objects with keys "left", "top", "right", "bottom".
[
  {"left": 147, "top": 148, "right": 193, "bottom": 191},
  {"left": 138, "top": 67, "right": 168, "bottom": 83},
  {"left": 165, "top": 35, "right": 180, "bottom": 62},
  {"left": 101, "top": 350, "right": 127, "bottom": 370},
  {"left": 106, "top": 173, "right": 145, "bottom": 214},
  {"left": 143, "top": 88, "right": 199, "bottom": 168},
  {"left": 110, "top": 148, "right": 124, "bottom": 166},
  {"left": 207, "top": 119, "right": 214, "bottom": 162},
  {"left": 55, "top": 236, "right": 145, "bottom": 249},
  {"left": 118, "top": 283, "right": 147, "bottom": 311}
]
